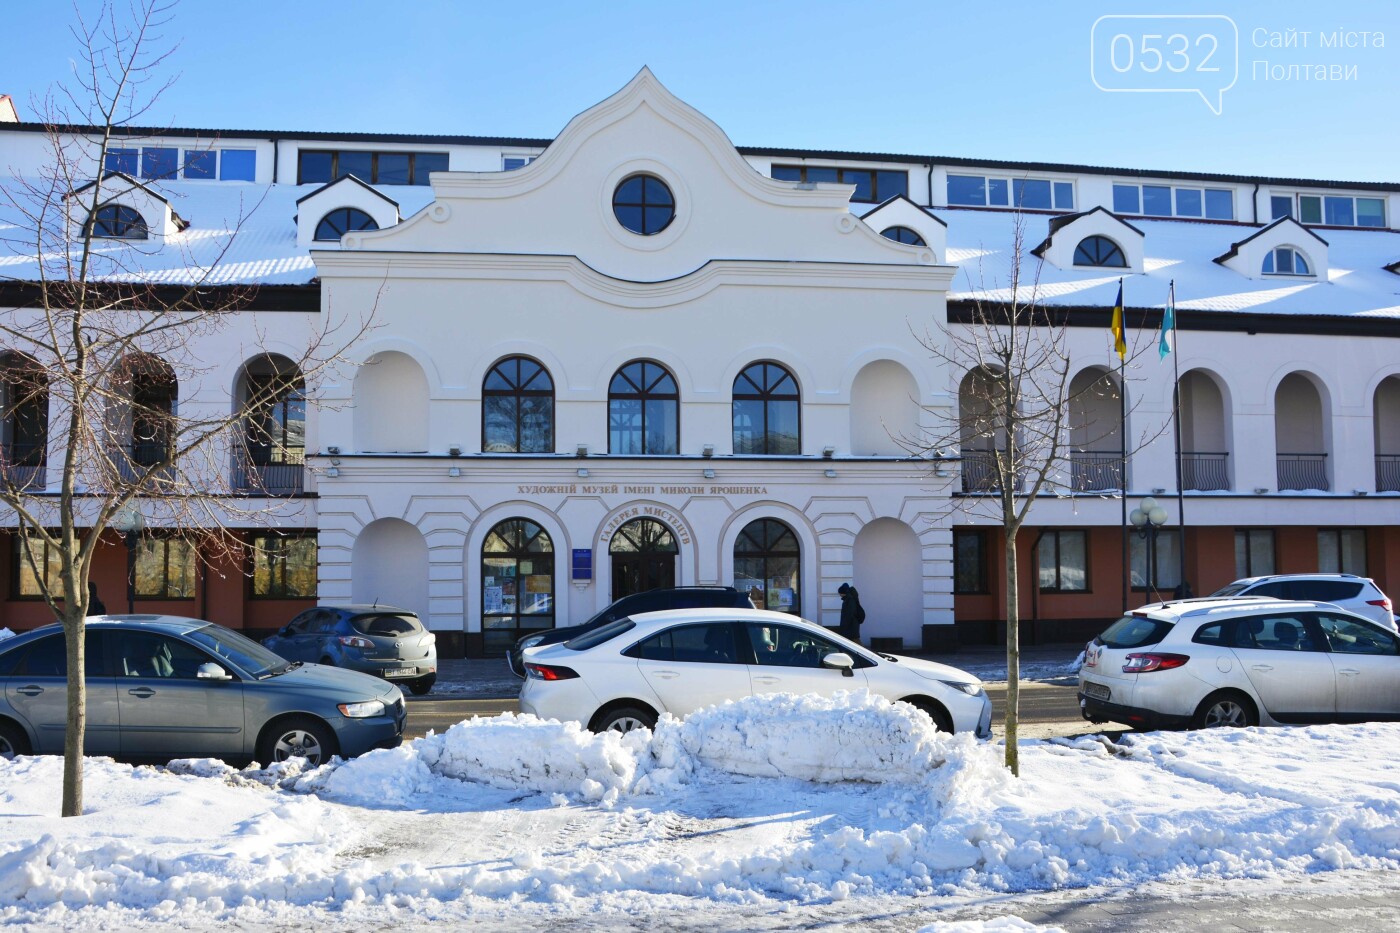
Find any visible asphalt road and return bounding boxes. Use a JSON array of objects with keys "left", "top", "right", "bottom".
[{"left": 403, "top": 681, "right": 1086, "bottom": 740}]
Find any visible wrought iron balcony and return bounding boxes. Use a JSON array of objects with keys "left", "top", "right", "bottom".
[
  {"left": 232, "top": 447, "right": 305, "bottom": 496},
  {"left": 1180, "top": 451, "right": 1230, "bottom": 491},
  {"left": 1377, "top": 454, "right": 1400, "bottom": 493},
  {"left": 959, "top": 449, "right": 1022, "bottom": 494},
  {"left": 1070, "top": 450, "right": 1123, "bottom": 492},
  {"left": 0, "top": 442, "right": 45, "bottom": 489},
  {"left": 1276, "top": 452, "right": 1329, "bottom": 491}
]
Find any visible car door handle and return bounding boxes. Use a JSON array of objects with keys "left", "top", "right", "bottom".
[
  {"left": 127, "top": 687, "right": 156, "bottom": 698},
  {"left": 753, "top": 675, "right": 780, "bottom": 685},
  {"left": 651, "top": 671, "right": 679, "bottom": 680},
  {"left": 16, "top": 685, "right": 42, "bottom": 696},
  {"left": 1250, "top": 664, "right": 1274, "bottom": 672},
  {"left": 1338, "top": 669, "right": 1361, "bottom": 676}
]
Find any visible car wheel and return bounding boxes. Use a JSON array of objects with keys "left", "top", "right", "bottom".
[
  {"left": 1193, "top": 691, "right": 1258, "bottom": 729},
  {"left": 905, "top": 698, "right": 954, "bottom": 733},
  {"left": 258, "top": 717, "right": 337, "bottom": 767},
  {"left": 408, "top": 674, "right": 436, "bottom": 696},
  {"left": 592, "top": 706, "right": 657, "bottom": 734},
  {"left": 320, "top": 657, "right": 335, "bottom": 667},
  {"left": 0, "top": 720, "right": 29, "bottom": 760}
]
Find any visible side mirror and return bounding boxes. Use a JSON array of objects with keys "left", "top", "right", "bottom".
[
  {"left": 822, "top": 652, "right": 856, "bottom": 677},
  {"left": 196, "top": 662, "right": 232, "bottom": 682},
  {"left": 277, "top": 626, "right": 292, "bottom": 637}
]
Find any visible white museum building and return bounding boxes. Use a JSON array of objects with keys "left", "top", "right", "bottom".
[{"left": 1, "top": 73, "right": 1398, "bottom": 656}]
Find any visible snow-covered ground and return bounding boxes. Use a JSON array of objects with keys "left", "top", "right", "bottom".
[{"left": 2, "top": 690, "right": 1398, "bottom": 931}]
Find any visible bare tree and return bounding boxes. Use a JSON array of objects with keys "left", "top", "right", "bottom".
[
  {"left": 0, "top": 1, "right": 370, "bottom": 816},
  {"left": 911, "top": 217, "right": 1158, "bottom": 775}
]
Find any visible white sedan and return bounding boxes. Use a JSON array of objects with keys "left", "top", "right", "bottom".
[{"left": 519, "top": 608, "right": 993, "bottom": 737}]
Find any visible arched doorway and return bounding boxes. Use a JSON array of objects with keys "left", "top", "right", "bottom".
[
  {"left": 852, "top": 518, "right": 923, "bottom": 644},
  {"left": 610, "top": 518, "right": 677, "bottom": 599},
  {"left": 351, "top": 518, "right": 429, "bottom": 622},
  {"left": 733, "top": 518, "right": 801, "bottom": 614},
  {"left": 481, "top": 518, "right": 555, "bottom": 656}
]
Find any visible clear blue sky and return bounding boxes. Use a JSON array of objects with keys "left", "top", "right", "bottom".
[{"left": 4, "top": 0, "right": 1398, "bottom": 181}]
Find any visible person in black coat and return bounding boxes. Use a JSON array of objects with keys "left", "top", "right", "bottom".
[
  {"left": 87, "top": 581, "right": 107, "bottom": 616},
  {"left": 837, "top": 582, "right": 866, "bottom": 643}
]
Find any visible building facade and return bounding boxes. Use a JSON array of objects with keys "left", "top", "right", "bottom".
[{"left": 2, "top": 70, "right": 1398, "bottom": 654}]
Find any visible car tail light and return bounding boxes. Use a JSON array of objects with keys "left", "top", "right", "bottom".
[
  {"left": 525, "top": 663, "right": 579, "bottom": 681},
  {"left": 1367, "top": 597, "right": 1393, "bottom": 612},
  {"left": 338, "top": 635, "right": 374, "bottom": 649},
  {"left": 419, "top": 633, "right": 436, "bottom": 647},
  {"left": 1123, "top": 652, "right": 1189, "bottom": 673}
]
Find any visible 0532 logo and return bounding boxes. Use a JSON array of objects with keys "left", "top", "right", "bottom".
[{"left": 1090, "top": 14, "right": 1240, "bottom": 115}]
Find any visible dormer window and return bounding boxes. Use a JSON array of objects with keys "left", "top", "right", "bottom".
[
  {"left": 314, "top": 208, "right": 379, "bottom": 242},
  {"left": 880, "top": 226, "right": 926, "bottom": 246},
  {"left": 1262, "top": 246, "right": 1312, "bottom": 276},
  {"left": 1073, "top": 235, "right": 1127, "bottom": 268},
  {"left": 89, "top": 204, "right": 148, "bottom": 239}
]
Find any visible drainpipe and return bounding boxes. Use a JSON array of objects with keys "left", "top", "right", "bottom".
[
  {"left": 1251, "top": 182, "right": 1259, "bottom": 224},
  {"left": 927, "top": 163, "right": 935, "bottom": 208},
  {"left": 271, "top": 138, "right": 279, "bottom": 185}
]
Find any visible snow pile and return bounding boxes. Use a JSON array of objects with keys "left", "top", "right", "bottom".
[
  {"left": 0, "top": 627, "right": 15, "bottom": 641},
  {"left": 919, "top": 921, "right": 1064, "bottom": 933}
]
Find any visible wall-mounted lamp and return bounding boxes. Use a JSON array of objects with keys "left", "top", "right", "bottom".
[
  {"left": 1152, "top": 487, "right": 1167, "bottom": 495},
  {"left": 577, "top": 468, "right": 589, "bottom": 478},
  {"left": 576, "top": 444, "right": 589, "bottom": 459},
  {"left": 448, "top": 466, "right": 461, "bottom": 478},
  {"left": 934, "top": 467, "right": 952, "bottom": 478},
  {"left": 1253, "top": 487, "right": 1269, "bottom": 495},
  {"left": 824, "top": 468, "right": 837, "bottom": 479},
  {"left": 330, "top": 457, "right": 341, "bottom": 467},
  {"left": 448, "top": 445, "right": 462, "bottom": 457},
  {"left": 703, "top": 468, "right": 715, "bottom": 480},
  {"left": 1354, "top": 489, "right": 1369, "bottom": 496},
  {"left": 326, "top": 467, "right": 340, "bottom": 478},
  {"left": 327, "top": 446, "right": 340, "bottom": 456},
  {"left": 822, "top": 446, "right": 836, "bottom": 460},
  {"left": 701, "top": 444, "right": 714, "bottom": 458}
]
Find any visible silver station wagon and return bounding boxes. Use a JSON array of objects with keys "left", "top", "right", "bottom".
[{"left": 0, "top": 615, "right": 406, "bottom": 766}]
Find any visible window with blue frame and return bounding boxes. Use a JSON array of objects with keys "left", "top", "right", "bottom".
[
  {"left": 182, "top": 150, "right": 216, "bottom": 179},
  {"left": 104, "top": 148, "right": 138, "bottom": 174},
  {"left": 220, "top": 149, "right": 256, "bottom": 181},
  {"left": 141, "top": 147, "right": 178, "bottom": 180}
]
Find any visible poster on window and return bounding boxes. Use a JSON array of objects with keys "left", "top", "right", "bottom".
[
  {"left": 520, "top": 560, "right": 533, "bottom": 575},
  {"left": 525, "top": 575, "right": 552, "bottom": 594},
  {"left": 484, "top": 586, "right": 504, "bottom": 614},
  {"left": 768, "top": 587, "right": 794, "bottom": 609},
  {"left": 501, "top": 595, "right": 517, "bottom": 614}
]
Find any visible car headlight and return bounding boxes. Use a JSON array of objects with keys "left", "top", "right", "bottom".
[
  {"left": 337, "top": 700, "right": 386, "bottom": 719},
  {"left": 940, "top": 680, "right": 985, "bottom": 697},
  {"left": 520, "top": 634, "right": 546, "bottom": 651}
]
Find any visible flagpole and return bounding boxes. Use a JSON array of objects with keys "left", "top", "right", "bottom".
[
  {"left": 1117, "top": 278, "right": 1129, "bottom": 615},
  {"left": 1169, "top": 281, "right": 1187, "bottom": 595}
]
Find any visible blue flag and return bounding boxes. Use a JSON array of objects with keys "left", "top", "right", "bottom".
[{"left": 1159, "top": 281, "right": 1176, "bottom": 360}]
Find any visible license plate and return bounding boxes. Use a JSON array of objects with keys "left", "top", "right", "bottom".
[
  {"left": 1082, "top": 682, "right": 1111, "bottom": 701},
  {"left": 385, "top": 668, "right": 416, "bottom": 678}
]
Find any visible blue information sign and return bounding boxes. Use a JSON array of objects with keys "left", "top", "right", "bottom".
[{"left": 571, "top": 548, "right": 593, "bottom": 581}]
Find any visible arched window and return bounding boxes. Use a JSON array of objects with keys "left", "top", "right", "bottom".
[
  {"left": 733, "top": 362, "right": 800, "bottom": 455},
  {"left": 483, "top": 356, "right": 554, "bottom": 453},
  {"left": 612, "top": 174, "right": 675, "bottom": 235},
  {"left": 1073, "top": 235, "right": 1126, "bottom": 267},
  {"left": 89, "top": 204, "right": 147, "bottom": 239},
  {"left": 481, "top": 518, "right": 554, "bottom": 656},
  {"left": 1263, "top": 246, "right": 1311, "bottom": 276},
  {"left": 237, "top": 355, "right": 306, "bottom": 495},
  {"left": 124, "top": 356, "right": 177, "bottom": 468},
  {"left": 734, "top": 518, "right": 801, "bottom": 615},
  {"left": 609, "top": 517, "right": 678, "bottom": 597},
  {"left": 609, "top": 360, "right": 678, "bottom": 455},
  {"left": 0, "top": 352, "right": 48, "bottom": 487},
  {"left": 880, "top": 226, "right": 925, "bottom": 246},
  {"left": 314, "top": 207, "right": 379, "bottom": 241}
]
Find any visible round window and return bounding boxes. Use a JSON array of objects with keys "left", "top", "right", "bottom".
[{"left": 612, "top": 174, "right": 675, "bottom": 235}]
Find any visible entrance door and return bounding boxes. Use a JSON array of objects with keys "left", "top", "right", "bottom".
[{"left": 609, "top": 518, "right": 678, "bottom": 600}]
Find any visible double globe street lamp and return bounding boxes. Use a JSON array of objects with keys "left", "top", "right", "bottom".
[
  {"left": 111, "top": 506, "right": 145, "bottom": 614},
  {"left": 1129, "top": 496, "right": 1169, "bottom": 601}
]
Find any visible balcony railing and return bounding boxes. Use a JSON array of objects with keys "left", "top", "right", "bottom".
[
  {"left": 0, "top": 442, "right": 45, "bottom": 489},
  {"left": 1277, "top": 452, "right": 1329, "bottom": 491},
  {"left": 1070, "top": 450, "right": 1123, "bottom": 492},
  {"left": 116, "top": 442, "right": 175, "bottom": 484},
  {"left": 1180, "top": 451, "right": 1230, "bottom": 491},
  {"left": 959, "top": 450, "right": 1022, "bottom": 494},
  {"left": 1378, "top": 454, "right": 1400, "bottom": 493},
  {"left": 232, "top": 447, "right": 305, "bottom": 496}
]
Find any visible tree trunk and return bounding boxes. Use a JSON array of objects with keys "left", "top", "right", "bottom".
[
  {"left": 1004, "top": 526, "right": 1020, "bottom": 776},
  {"left": 61, "top": 612, "right": 86, "bottom": 816}
]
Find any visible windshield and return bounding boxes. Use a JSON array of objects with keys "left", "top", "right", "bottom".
[
  {"left": 1209, "top": 583, "right": 1249, "bottom": 597},
  {"left": 184, "top": 623, "right": 289, "bottom": 677},
  {"left": 1096, "top": 615, "right": 1174, "bottom": 649},
  {"left": 565, "top": 618, "right": 635, "bottom": 651},
  {"left": 352, "top": 613, "right": 422, "bottom": 636}
]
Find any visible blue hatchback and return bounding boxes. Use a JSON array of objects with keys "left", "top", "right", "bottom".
[{"left": 263, "top": 605, "right": 438, "bottom": 695}]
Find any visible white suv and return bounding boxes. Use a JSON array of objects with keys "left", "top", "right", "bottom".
[
  {"left": 1210, "top": 574, "right": 1395, "bottom": 631},
  {"left": 1079, "top": 598, "right": 1400, "bottom": 730}
]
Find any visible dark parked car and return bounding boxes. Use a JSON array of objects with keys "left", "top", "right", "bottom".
[
  {"left": 507, "top": 586, "right": 754, "bottom": 677},
  {"left": 263, "top": 605, "right": 438, "bottom": 696},
  {"left": 0, "top": 615, "right": 405, "bottom": 766}
]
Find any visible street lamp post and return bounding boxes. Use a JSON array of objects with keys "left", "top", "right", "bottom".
[
  {"left": 1129, "top": 496, "right": 1169, "bottom": 602},
  {"left": 112, "top": 507, "right": 145, "bottom": 614}
]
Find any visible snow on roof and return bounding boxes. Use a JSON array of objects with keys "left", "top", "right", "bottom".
[{"left": 2, "top": 179, "right": 1398, "bottom": 318}]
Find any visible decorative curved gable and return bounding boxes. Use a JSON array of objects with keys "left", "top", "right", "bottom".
[
  {"left": 860, "top": 195, "right": 946, "bottom": 263},
  {"left": 295, "top": 175, "right": 401, "bottom": 247},
  {"left": 329, "top": 68, "right": 946, "bottom": 283},
  {"left": 1031, "top": 206, "right": 1143, "bottom": 274},
  {"left": 1214, "top": 217, "right": 1329, "bottom": 281}
]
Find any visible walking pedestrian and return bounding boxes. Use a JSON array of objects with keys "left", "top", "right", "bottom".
[
  {"left": 87, "top": 581, "right": 107, "bottom": 616},
  {"left": 837, "top": 582, "right": 865, "bottom": 643}
]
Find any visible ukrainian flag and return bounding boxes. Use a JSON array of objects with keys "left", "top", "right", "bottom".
[{"left": 1110, "top": 280, "right": 1126, "bottom": 361}]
